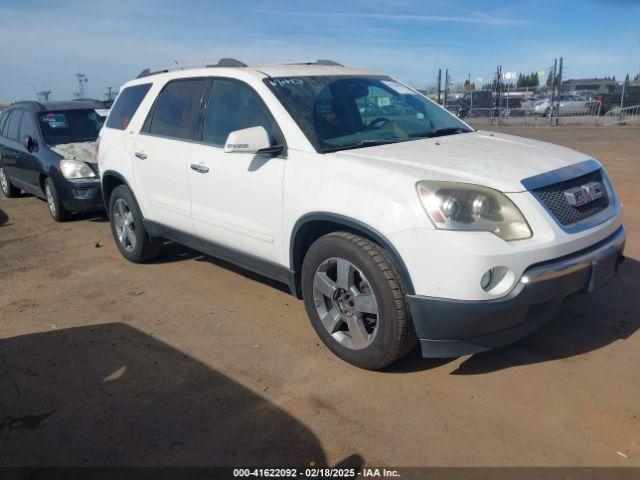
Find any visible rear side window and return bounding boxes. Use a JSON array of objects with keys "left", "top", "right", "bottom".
[
  {"left": 202, "top": 79, "right": 280, "bottom": 146},
  {"left": 7, "top": 109, "right": 24, "bottom": 141},
  {"left": 106, "top": 83, "right": 151, "bottom": 130},
  {"left": 146, "top": 79, "right": 208, "bottom": 140}
]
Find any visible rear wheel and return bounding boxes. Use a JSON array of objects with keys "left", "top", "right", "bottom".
[
  {"left": 45, "top": 178, "right": 71, "bottom": 221},
  {"left": 0, "top": 165, "right": 20, "bottom": 198},
  {"left": 301, "top": 232, "right": 416, "bottom": 369},
  {"left": 109, "top": 185, "right": 162, "bottom": 263}
]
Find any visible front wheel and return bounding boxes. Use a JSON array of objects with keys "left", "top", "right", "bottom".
[
  {"left": 108, "top": 185, "right": 162, "bottom": 263},
  {"left": 45, "top": 178, "right": 71, "bottom": 221},
  {"left": 301, "top": 232, "right": 417, "bottom": 369}
]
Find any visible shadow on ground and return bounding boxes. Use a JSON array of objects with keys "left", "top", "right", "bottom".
[
  {"left": 0, "top": 208, "right": 8, "bottom": 227},
  {"left": 0, "top": 323, "right": 360, "bottom": 467},
  {"left": 388, "top": 258, "right": 640, "bottom": 374}
]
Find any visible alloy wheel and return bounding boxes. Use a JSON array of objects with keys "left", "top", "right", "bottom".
[
  {"left": 113, "top": 198, "right": 137, "bottom": 252},
  {"left": 312, "top": 257, "right": 379, "bottom": 350},
  {"left": 45, "top": 183, "right": 56, "bottom": 216},
  {"left": 0, "top": 167, "right": 8, "bottom": 194}
]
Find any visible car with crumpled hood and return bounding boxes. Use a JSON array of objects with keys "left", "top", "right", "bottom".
[{"left": 0, "top": 100, "right": 105, "bottom": 221}]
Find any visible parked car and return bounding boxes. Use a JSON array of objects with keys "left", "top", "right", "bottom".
[
  {"left": 98, "top": 60, "right": 625, "bottom": 369},
  {"left": 527, "top": 94, "right": 596, "bottom": 116},
  {"left": 595, "top": 88, "right": 640, "bottom": 114},
  {"left": 0, "top": 100, "right": 105, "bottom": 220},
  {"left": 570, "top": 90, "right": 599, "bottom": 101}
]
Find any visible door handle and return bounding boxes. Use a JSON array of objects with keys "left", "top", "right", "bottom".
[
  {"left": 190, "top": 163, "right": 209, "bottom": 174},
  {"left": 135, "top": 152, "right": 147, "bottom": 160}
]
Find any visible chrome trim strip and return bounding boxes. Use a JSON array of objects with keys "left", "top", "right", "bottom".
[
  {"left": 520, "top": 159, "right": 601, "bottom": 190},
  {"left": 521, "top": 226, "right": 626, "bottom": 285}
]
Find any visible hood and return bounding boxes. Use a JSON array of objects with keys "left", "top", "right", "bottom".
[
  {"left": 50, "top": 142, "right": 97, "bottom": 164},
  {"left": 336, "top": 131, "right": 593, "bottom": 192}
]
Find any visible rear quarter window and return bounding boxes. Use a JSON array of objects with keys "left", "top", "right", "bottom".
[{"left": 106, "top": 83, "right": 152, "bottom": 130}]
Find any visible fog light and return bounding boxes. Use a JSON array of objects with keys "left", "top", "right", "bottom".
[{"left": 480, "top": 269, "right": 493, "bottom": 291}]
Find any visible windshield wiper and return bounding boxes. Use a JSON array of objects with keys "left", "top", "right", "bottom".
[
  {"left": 416, "top": 127, "right": 471, "bottom": 139},
  {"left": 323, "top": 138, "right": 405, "bottom": 153}
]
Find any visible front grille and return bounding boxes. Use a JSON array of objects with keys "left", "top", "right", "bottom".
[{"left": 532, "top": 169, "right": 609, "bottom": 226}]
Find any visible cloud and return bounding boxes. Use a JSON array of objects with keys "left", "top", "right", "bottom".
[{"left": 263, "top": 10, "right": 532, "bottom": 27}]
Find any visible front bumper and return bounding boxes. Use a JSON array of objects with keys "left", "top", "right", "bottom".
[
  {"left": 407, "top": 226, "right": 626, "bottom": 358},
  {"left": 55, "top": 177, "right": 104, "bottom": 213}
]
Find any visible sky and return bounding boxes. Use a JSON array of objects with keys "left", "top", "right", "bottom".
[{"left": 0, "top": 0, "right": 639, "bottom": 101}]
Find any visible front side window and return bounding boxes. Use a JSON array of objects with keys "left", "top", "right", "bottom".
[
  {"left": 37, "top": 109, "right": 102, "bottom": 145},
  {"left": 107, "top": 83, "right": 151, "bottom": 130},
  {"left": 202, "top": 79, "right": 280, "bottom": 147},
  {"left": 265, "top": 76, "right": 472, "bottom": 152},
  {"left": 20, "top": 111, "right": 37, "bottom": 139},
  {"left": 7, "top": 109, "right": 24, "bottom": 141},
  {"left": 147, "top": 79, "right": 208, "bottom": 140}
]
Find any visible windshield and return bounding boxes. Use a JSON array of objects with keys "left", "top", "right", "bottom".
[
  {"left": 265, "top": 75, "right": 472, "bottom": 153},
  {"left": 37, "top": 109, "right": 103, "bottom": 145}
]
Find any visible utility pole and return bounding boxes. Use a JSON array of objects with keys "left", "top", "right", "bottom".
[
  {"left": 74, "top": 73, "right": 89, "bottom": 99},
  {"left": 437, "top": 69, "right": 442, "bottom": 105},
  {"left": 495, "top": 65, "right": 502, "bottom": 109},
  {"left": 33, "top": 85, "right": 52, "bottom": 102},
  {"left": 105, "top": 86, "right": 116, "bottom": 102},
  {"left": 444, "top": 68, "right": 449, "bottom": 106}
]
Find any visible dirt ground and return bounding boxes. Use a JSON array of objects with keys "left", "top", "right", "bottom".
[{"left": 0, "top": 126, "right": 638, "bottom": 468}]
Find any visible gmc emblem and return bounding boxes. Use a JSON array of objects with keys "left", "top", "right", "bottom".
[{"left": 564, "top": 181, "right": 604, "bottom": 207}]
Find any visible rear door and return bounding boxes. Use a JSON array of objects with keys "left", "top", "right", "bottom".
[
  {"left": 16, "top": 110, "right": 42, "bottom": 189},
  {"left": 131, "top": 78, "right": 208, "bottom": 235},
  {"left": 187, "top": 78, "right": 286, "bottom": 263}
]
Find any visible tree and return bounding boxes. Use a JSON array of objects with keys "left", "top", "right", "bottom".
[{"left": 463, "top": 79, "right": 476, "bottom": 91}]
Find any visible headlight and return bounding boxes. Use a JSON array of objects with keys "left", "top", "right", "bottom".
[
  {"left": 60, "top": 159, "right": 97, "bottom": 179},
  {"left": 416, "top": 180, "right": 532, "bottom": 241}
]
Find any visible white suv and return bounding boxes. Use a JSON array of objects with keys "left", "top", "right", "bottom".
[{"left": 98, "top": 59, "right": 625, "bottom": 369}]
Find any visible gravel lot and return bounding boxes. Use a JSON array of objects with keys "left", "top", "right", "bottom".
[{"left": 0, "top": 126, "right": 638, "bottom": 468}]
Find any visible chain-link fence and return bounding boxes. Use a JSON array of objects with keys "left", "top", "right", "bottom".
[{"left": 457, "top": 101, "right": 607, "bottom": 127}]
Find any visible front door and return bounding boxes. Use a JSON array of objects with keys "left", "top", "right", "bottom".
[{"left": 187, "top": 79, "right": 286, "bottom": 263}]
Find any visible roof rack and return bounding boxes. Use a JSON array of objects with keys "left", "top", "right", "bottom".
[
  {"left": 136, "top": 68, "right": 170, "bottom": 79},
  {"left": 207, "top": 58, "right": 248, "bottom": 68},
  {"left": 285, "top": 59, "right": 344, "bottom": 67}
]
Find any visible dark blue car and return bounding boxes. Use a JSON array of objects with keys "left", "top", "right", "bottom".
[{"left": 0, "top": 100, "right": 106, "bottom": 221}]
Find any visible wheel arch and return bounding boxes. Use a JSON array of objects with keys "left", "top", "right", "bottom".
[
  {"left": 289, "top": 212, "right": 415, "bottom": 299},
  {"left": 101, "top": 170, "right": 134, "bottom": 216}
]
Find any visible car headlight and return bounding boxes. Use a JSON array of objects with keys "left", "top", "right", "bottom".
[
  {"left": 416, "top": 180, "right": 532, "bottom": 241},
  {"left": 60, "top": 159, "right": 97, "bottom": 179}
]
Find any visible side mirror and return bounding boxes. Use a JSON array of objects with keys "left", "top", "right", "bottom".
[
  {"left": 224, "top": 126, "right": 283, "bottom": 155},
  {"left": 22, "top": 135, "right": 38, "bottom": 153}
]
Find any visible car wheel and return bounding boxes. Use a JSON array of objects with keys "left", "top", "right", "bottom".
[
  {"left": 45, "top": 178, "right": 71, "bottom": 221},
  {"left": 0, "top": 165, "right": 20, "bottom": 197},
  {"left": 301, "top": 231, "right": 417, "bottom": 369},
  {"left": 109, "top": 185, "right": 162, "bottom": 263}
]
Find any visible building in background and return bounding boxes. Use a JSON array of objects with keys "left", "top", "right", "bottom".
[{"left": 562, "top": 77, "right": 618, "bottom": 93}]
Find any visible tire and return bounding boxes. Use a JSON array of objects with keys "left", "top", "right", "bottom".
[
  {"left": 44, "top": 177, "right": 71, "bottom": 221},
  {"left": 301, "top": 231, "right": 417, "bottom": 369},
  {"left": 0, "top": 165, "right": 20, "bottom": 198},
  {"left": 109, "top": 185, "right": 162, "bottom": 263}
]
